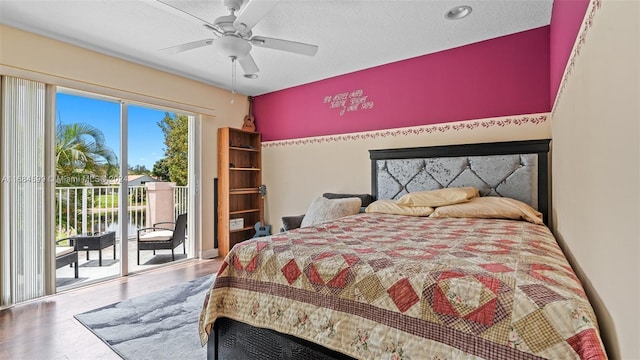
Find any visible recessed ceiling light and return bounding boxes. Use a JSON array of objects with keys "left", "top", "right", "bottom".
[
  {"left": 445, "top": 5, "right": 472, "bottom": 20},
  {"left": 244, "top": 74, "right": 259, "bottom": 79}
]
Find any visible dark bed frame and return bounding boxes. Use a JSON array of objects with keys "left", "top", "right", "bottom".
[
  {"left": 209, "top": 139, "right": 552, "bottom": 360},
  {"left": 369, "top": 139, "right": 551, "bottom": 224}
]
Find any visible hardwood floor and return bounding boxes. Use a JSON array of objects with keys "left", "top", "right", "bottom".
[{"left": 0, "top": 258, "right": 223, "bottom": 360}]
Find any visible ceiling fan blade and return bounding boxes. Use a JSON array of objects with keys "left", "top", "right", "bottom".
[
  {"left": 161, "top": 39, "right": 215, "bottom": 54},
  {"left": 233, "top": 0, "right": 280, "bottom": 33},
  {"left": 238, "top": 53, "right": 260, "bottom": 74},
  {"left": 250, "top": 36, "right": 318, "bottom": 56}
]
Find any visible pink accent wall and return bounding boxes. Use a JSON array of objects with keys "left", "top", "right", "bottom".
[
  {"left": 550, "top": 0, "right": 590, "bottom": 106},
  {"left": 254, "top": 27, "right": 550, "bottom": 141}
]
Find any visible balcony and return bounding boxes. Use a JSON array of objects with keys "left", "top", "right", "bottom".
[{"left": 55, "top": 184, "right": 189, "bottom": 288}]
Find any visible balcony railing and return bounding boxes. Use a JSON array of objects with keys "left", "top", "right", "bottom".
[
  {"left": 55, "top": 185, "right": 188, "bottom": 240},
  {"left": 173, "top": 185, "right": 188, "bottom": 220}
]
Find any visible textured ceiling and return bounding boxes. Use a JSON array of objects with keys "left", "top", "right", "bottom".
[{"left": 0, "top": 0, "right": 553, "bottom": 96}]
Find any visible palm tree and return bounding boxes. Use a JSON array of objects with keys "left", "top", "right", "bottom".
[{"left": 56, "top": 122, "right": 118, "bottom": 185}]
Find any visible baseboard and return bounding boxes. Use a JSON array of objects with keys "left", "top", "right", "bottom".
[{"left": 200, "top": 248, "right": 219, "bottom": 259}]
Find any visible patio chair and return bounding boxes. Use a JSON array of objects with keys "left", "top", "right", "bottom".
[
  {"left": 55, "top": 238, "right": 79, "bottom": 278},
  {"left": 137, "top": 213, "right": 187, "bottom": 265}
]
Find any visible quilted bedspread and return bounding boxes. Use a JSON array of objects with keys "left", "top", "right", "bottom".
[{"left": 199, "top": 213, "right": 606, "bottom": 360}]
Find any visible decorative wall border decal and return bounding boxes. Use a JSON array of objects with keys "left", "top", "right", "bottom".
[
  {"left": 552, "top": 0, "right": 602, "bottom": 114},
  {"left": 263, "top": 114, "right": 549, "bottom": 148}
]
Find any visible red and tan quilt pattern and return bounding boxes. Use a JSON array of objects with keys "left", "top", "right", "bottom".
[{"left": 199, "top": 214, "right": 606, "bottom": 359}]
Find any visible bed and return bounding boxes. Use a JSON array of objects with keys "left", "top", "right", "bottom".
[{"left": 199, "top": 139, "right": 607, "bottom": 360}]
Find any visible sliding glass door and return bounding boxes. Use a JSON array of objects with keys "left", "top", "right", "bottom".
[
  {"left": 54, "top": 89, "right": 196, "bottom": 289},
  {"left": 54, "top": 91, "right": 121, "bottom": 287},
  {"left": 127, "top": 105, "right": 193, "bottom": 272},
  {"left": 1, "top": 77, "right": 199, "bottom": 302}
]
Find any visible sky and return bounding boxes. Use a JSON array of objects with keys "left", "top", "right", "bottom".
[{"left": 56, "top": 92, "right": 172, "bottom": 170}]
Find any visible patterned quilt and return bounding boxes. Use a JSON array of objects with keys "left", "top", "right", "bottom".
[{"left": 199, "top": 213, "right": 607, "bottom": 360}]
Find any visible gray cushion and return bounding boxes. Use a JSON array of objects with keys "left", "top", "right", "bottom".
[
  {"left": 282, "top": 214, "right": 305, "bottom": 231},
  {"left": 322, "top": 193, "right": 374, "bottom": 207}
]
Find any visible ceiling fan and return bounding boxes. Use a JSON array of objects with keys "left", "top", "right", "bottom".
[{"left": 159, "top": 0, "right": 319, "bottom": 76}]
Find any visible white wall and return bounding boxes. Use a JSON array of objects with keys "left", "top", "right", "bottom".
[
  {"left": 551, "top": 1, "right": 640, "bottom": 359},
  {"left": 0, "top": 25, "right": 249, "bottom": 257}
]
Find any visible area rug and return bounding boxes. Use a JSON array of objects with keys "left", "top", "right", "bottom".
[{"left": 75, "top": 274, "right": 215, "bottom": 360}]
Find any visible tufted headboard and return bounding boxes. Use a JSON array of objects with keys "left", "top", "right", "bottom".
[{"left": 369, "top": 139, "right": 551, "bottom": 224}]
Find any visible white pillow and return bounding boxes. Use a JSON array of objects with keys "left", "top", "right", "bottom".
[{"left": 300, "top": 196, "right": 362, "bottom": 228}]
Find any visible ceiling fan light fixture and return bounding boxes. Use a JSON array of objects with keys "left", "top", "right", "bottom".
[
  {"left": 445, "top": 5, "right": 472, "bottom": 20},
  {"left": 217, "top": 35, "right": 251, "bottom": 58}
]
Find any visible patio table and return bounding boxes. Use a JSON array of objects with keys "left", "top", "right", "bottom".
[{"left": 73, "top": 231, "right": 116, "bottom": 266}]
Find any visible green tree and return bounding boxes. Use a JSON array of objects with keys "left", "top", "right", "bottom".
[
  {"left": 56, "top": 122, "right": 118, "bottom": 185},
  {"left": 152, "top": 158, "right": 170, "bottom": 181},
  {"left": 158, "top": 113, "right": 188, "bottom": 186},
  {"left": 128, "top": 164, "right": 151, "bottom": 175}
]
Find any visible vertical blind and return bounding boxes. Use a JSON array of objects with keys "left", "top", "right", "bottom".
[{"left": 1, "top": 77, "right": 47, "bottom": 305}]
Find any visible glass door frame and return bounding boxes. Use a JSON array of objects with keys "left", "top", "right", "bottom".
[
  {"left": 123, "top": 101, "right": 199, "bottom": 268},
  {"left": 54, "top": 88, "right": 124, "bottom": 288},
  {"left": 119, "top": 101, "right": 129, "bottom": 275},
  {"left": 54, "top": 87, "right": 200, "bottom": 285}
]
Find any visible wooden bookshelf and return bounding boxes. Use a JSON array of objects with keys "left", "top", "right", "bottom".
[{"left": 217, "top": 127, "right": 262, "bottom": 257}]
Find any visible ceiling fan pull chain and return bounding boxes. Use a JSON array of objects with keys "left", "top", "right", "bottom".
[{"left": 230, "top": 56, "right": 237, "bottom": 104}]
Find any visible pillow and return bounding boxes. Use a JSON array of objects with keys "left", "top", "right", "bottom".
[
  {"left": 281, "top": 214, "right": 305, "bottom": 231},
  {"left": 323, "top": 193, "right": 374, "bottom": 207},
  {"left": 300, "top": 197, "right": 362, "bottom": 228},
  {"left": 365, "top": 199, "right": 434, "bottom": 216},
  {"left": 429, "top": 196, "right": 544, "bottom": 224},
  {"left": 396, "top": 187, "right": 479, "bottom": 207}
]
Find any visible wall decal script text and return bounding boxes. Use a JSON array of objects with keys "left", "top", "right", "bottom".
[{"left": 324, "top": 89, "right": 374, "bottom": 116}]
